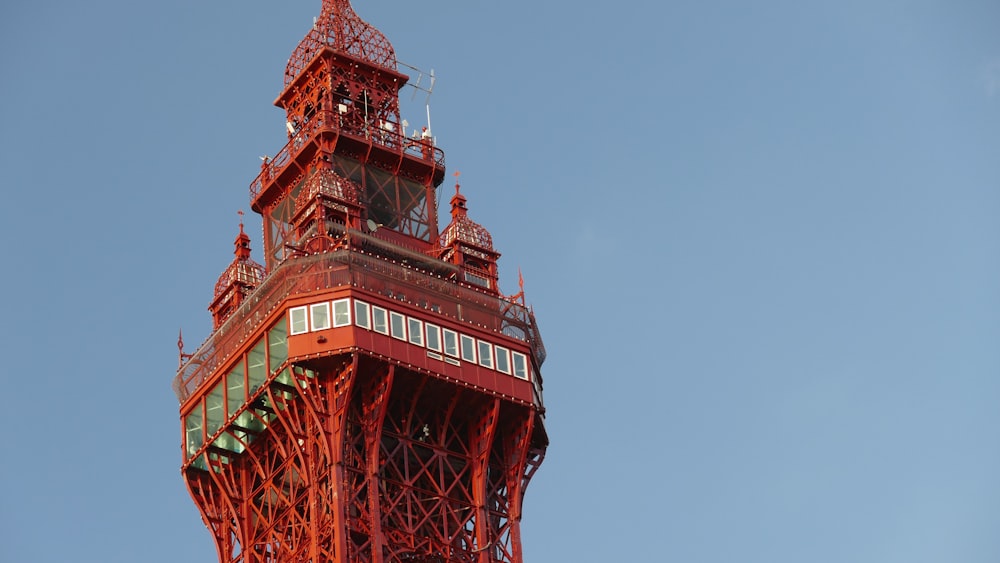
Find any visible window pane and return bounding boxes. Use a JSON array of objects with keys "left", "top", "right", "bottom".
[
  {"left": 206, "top": 381, "right": 226, "bottom": 436},
  {"left": 185, "top": 405, "right": 204, "bottom": 459},
  {"left": 226, "top": 364, "right": 246, "bottom": 417},
  {"left": 310, "top": 303, "right": 330, "bottom": 331},
  {"left": 460, "top": 335, "right": 476, "bottom": 363},
  {"left": 268, "top": 321, "right": 288, "bottom": 371},
  {"left": 248, "top": 339, "right": 267, "bottom": 392},
  {"left": 289, "top": 307, "right": 308, "bottom": 335},
  {"left": 425, "top": 323, "right": 441, "bottom": 352},
  {"left": 408, "top": 318, "right": 424, "bottom": 346},
  {"left": 390, "top": 312, "right": 406, "bottom": 340},
  {"left": 443, "top": 329, "right": 459, "bottom": 357},
  {"left": 495, "top": 346, "right": 511, "bottom": 374},
  {"left": 333, "top": 299, "right": 351, "bottom": 327},
  {"left": 512, "top": 352, "right": 529, "bottom": 380},
  {"left": 477, "top": 341, "right": 494, "bottom": 369},
  {"left": 372, "top": 306, "right": 388, "bottom": 335},
  {"left": 354, "top": 300, "right": 371, "bottom": 329}
]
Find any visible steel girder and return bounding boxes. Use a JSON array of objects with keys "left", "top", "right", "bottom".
[{"left": 184, "top": 353, "right": 541, "bottom": 563}]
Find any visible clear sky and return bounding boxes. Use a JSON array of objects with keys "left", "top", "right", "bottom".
[{"left": 1, "top": 1, "right": 998, "bottom": 562}]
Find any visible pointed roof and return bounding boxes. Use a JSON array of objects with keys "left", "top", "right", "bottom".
[
  {"left": 213, "top": 221, "right": 265, "bottom": 300},
  {"left": 285, "top": 0, "right": 397, "bottom": 86},
  {"left": 441, "top": 183, "right": 494, "bottom": 251}
]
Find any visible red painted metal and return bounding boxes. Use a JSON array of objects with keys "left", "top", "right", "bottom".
[{"left": 175, "top": 2, "right": 547, "bottom": 562}]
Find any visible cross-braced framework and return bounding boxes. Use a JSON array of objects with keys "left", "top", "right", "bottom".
[{"left": 184, "top": 354, "right": 544, "bottom": 563}]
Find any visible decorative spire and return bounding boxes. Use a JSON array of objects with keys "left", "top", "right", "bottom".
[
  {"left": 285, "top": 0, "right": 397, "bottom": 86},
  {"left": 441, "top": 176, "right": 494, "bottom": 251}
]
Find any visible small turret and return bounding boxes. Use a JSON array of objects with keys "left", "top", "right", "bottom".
[
  {"left": 439, "top": 180, "right": 500, "bottom": 292},
  {"left": 209, "top": 218, "right": 265, "bottom": 328}
]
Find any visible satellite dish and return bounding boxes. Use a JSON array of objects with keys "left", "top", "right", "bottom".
[{"left": 367, "top": 219, "right": 379, "bottom": 232}]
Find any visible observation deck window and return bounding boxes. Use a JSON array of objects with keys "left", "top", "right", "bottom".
[
  {"left": 390, "top": 312, "right": 406, "bottom": 341},
  {"left": 248, "top": 340, "right": 267, "bottom": 392},
  {"left": 289, "top": 306, "right": 308, "bottom": 335},
  {"left": 460, "top": 335, "right": 476, "bottom": 363},
  {"left": 443, "top": 329, "right": 459, "bottom": 358},
  {"left": 512, "top": 352, "right": 529, "bottom": 380},
  {"left": 268, "top": 322, "right": 288, "bottom": 370},
  {"left": 226, "top": 364, "right": 246, "bottom": 418},
  {"left": 354, "top": 300, "right": 371, "bottom": 330},
  {"left": 206, "top": 382, "right": 225, "bottom": 437},
  {"left": 310, "top": 303, "right": 330, "bottom": 331},
  {"left": 494, "top": 345, "right": 511, "bottom": 375},
  {"left": 372, "top": 306, "right": 389, "bottom": 335},
  {"left": 407, "top": 318, "right": 424, "bottom": 346},
  {"left": 185, "top": 405, "right": 204, "bottom": 460},
  {"left": 477, "top": 341, "right": 494, "bottom": 369},
  {"left": 333, "top": 299, "right": 351, "bottom": 327},
  {"left": 425, "top": 323, "right": 442, "bottom": 352}
]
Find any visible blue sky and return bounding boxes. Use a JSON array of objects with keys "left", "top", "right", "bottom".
[{"left": 1, "top": 1, "right": 999, "bottom": 561}]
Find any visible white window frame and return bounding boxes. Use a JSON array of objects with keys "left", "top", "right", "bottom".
[
  {"left": 372, "top": 306, "right": 389, "bottom": 335},
  {"left": 425, "top": 323, "right": 442, "bottom": 352},
  {"left": 443, "top": 329, "right": 459, "bottom": 358},
  {"left": 512, "top": 352, "right": 529, "bottom": 380},
  {"left": 310, "top": 302, "right": 331, "bottom": 331},
  {"left": 389, "top": 312, "right": 407, "bottom": 341},
  {"left": 477, "top": 340, "right": 494, "bottom": 369},
  {"left": 332, "top": 298, "right": 351, "bottom": 327},
  {"left": 407, "top": 317, "right": 424, "bottom": 347},
  {"left": 289, "top": 306, "right": 309, "bottom": 335},
  {"left": 494, "top": 345, "right": 511, "bottom": 375},
  {"left": 460, "top": 334, "right": 476, "bottom": 363},
  {"left": 354, "top": 299, "right": 371, "bottom": 330}
]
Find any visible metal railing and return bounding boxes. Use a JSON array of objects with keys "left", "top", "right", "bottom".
[
  {"left": 250, "top": 111, "right": 446, "bottom": 203},
  {"left": 174, "top": 248, "right": 545, "bottom": 403}
]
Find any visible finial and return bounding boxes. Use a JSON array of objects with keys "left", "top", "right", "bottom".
[
  {"left": 238, "top": 210, "right": 245, "bottom": 234},
  {"left": 454, "top": 171, "right": 461, "bottom": 194},
  {"left": 177, "top": 328, "right": 185, "bottom": 368}
]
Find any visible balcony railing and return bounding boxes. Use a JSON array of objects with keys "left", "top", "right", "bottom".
[
  {"left": 250, "top": 110, "right": 446, "bottom": 204},
  {"left": 173, "top": 247, "right": 546, "bottom": 403}
]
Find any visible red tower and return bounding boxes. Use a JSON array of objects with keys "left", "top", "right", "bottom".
[{"left": 173, "top": 2, "right": 548, "bottom": 562}]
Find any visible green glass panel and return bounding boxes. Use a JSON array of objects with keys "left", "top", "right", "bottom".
[
  {"left": 268, "top": 321, "right": 288, "bottom": 372},
  {"left": 213, "top": 431, "right": 246, "bottom": 454},
  {"left": 185, "top": 405, "right": 204, "bottom": 459},
  {"left": 236, "top": 410, "right": 266, "bottom": 434},
  {"left": 248, "top": 339, "right": 266, "bottom": 393},
  {"left": 190, "top": 454, "right": 208, "bottom": 471},
  {"left": 205, "top": 381, "right": 225, "bottom": 436},
  {"left": 227, "top": 364, "right": 246, "bottom": 418}
]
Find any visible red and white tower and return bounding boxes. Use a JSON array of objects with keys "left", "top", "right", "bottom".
[{"left": 173, "top": 2, "right": 548, "bottom": 562}]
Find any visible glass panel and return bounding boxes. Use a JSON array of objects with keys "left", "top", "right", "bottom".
[
  {"left": 443, "top": 329, "right": 459, "bottom": 357},
  {"left": 185, "top": 404, "right": 204, "bottom": 459},
  {"left": 477, "top": 340, "right": 494, "bottom": 369},
  {"left": 213, "top": 431, "right": 246, "bottom": 454},
  {"left": 425, "top": 323, "right": 441, "bottom": 352},
  {"left": 310, "top": 303, "right": 330, "bottom": 331},
  {"left": 333, "top": 299, "right": 351, "bottom": 327},
  {"left": 494, "top": 345, "right": 511, "bottom": 374},
  {"left": 372, "top": 306, "right": 389, "bottom": 335},
  {"left": 226, "top": 363, "right": 246, "bottom": 417},
  {"left": 390, "top": 312, "right": 406, "bottom": 340},
  {"left": 268, "top": 321, "right": 288, "bottom": 372},
  {"left": 205, "top": 381, "right": 226, "bottom": 436},
  {"left": 248, "top": 339, "right": 267, "bottom": 393},
  {"left": 460, "top": 335, "right": 476, "bottom": 363},
  {"left": 289, "top": 306, "right": 308, "bottom": 335},
  {"left": 512, "top": 352, "right": 529, "bottom": 380},
  {"left": 354, "top": 300, "right": 371, "bottom": 329},
  {"left": 408, "top": 318, "right": 424, "bottom": 346}
]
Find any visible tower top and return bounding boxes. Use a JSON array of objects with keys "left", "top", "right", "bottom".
[{"left": 285, "top": 0, "right": 397, "bottom": 86}]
